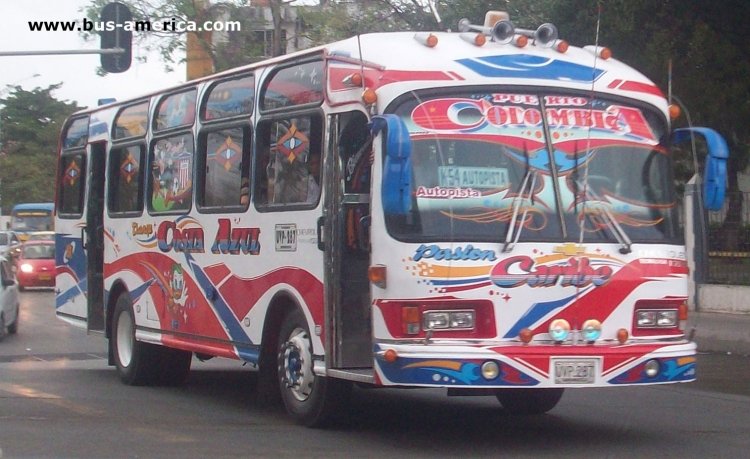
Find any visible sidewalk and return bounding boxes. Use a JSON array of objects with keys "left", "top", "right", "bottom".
[{"left": 688, "top": 311, "right": 750, "bottom": 355}]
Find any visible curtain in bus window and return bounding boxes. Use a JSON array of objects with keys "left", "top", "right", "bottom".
[
  {"left": 154, "top": 90, "right": 197, "bottom": 131},
  {"left": 59, "top": 154, "right": 85, "bottom": 215},
  {"left": 150, "top": 134, "right": 194, "bottom": 212},
  {"left": 258, "top": 115, "right": 322, "bottom": 206},
  {"left": 204, "top": 127, "right": 248, "bottom": 208},
  {"left": 544, "top": 95, "right": 678, "bottom": 242},
  {"left": 109, "top": 145, "right": 143, "bottom": 213}
]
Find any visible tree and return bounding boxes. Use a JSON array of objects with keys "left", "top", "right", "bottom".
[
  {"left": 83, "top": 0, "right": 303, "bottom": 75},
  {"left": 0, "top": 85, "right": 80, "bottom": 214}
]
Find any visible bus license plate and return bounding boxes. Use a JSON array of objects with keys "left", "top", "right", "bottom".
[{"left": 553, "top": 359, "right": 596, "bottom": 384}]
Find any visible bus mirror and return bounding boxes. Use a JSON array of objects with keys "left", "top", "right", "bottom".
[
  {"left": 672, "top": 127, "right": 728, "bottom": 211},
  {"left": 370, "top": 115, "right": 413, "bottom": 215}
]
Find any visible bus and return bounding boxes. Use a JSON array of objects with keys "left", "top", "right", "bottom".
[
  {"left": 10, "top": 202, "right": 55, "bottom": 241},
  {"left": 54, "top": 11, "right": 728, "bottom": 426}
]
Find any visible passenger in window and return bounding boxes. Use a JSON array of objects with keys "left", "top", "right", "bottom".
[{"left": 240, "top": 177, "right": 250, "bottom": 206}]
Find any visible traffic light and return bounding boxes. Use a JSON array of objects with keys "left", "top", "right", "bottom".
[{"left": 100, "top": 2, "right": 133, "bottom": 73}]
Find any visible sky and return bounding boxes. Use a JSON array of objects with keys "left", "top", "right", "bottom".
[{"left": 0, "top": 0, "right": 186, "bottom": 109}]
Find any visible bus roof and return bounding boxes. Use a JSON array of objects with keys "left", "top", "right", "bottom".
[
  {"left": 12, "top": 203, "right": 54, "bottom": 211},
  {"left": 67, "top": 27, "right": 668, "bottom": 120}
]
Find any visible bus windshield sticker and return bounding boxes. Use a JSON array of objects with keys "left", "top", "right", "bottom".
[{"left": 438, "top": 166, "right": 509, "bottom": 189}]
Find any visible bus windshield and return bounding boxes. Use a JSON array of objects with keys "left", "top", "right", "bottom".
[
  {"left": 386, "top": 90, "right": 678, "bottom": 244},
  {"left": 11, "top": 205, "right": 55, "bottom": 232}
]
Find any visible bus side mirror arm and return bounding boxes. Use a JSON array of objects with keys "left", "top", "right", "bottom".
[{"left": 672, "top": 127, "right": 729, "bottom": 211}]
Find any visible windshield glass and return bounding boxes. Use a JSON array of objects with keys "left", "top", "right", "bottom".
[{"left": 386, "top": 91, "right": 677, "bottom": 243}]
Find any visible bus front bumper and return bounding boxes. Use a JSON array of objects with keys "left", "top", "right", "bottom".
[{"left": 372, "top": 341, "right": 696, "bottom": 388}]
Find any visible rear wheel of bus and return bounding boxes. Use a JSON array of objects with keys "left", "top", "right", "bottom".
[
  {"left": 112, "top": 293, "right": 191, "bottom": 386},
  {"left": 495, "top": 388, "right": 565, "bottom": 415},
  {"left": 277, "top": 308, "right": 352, "bottom": 427}
]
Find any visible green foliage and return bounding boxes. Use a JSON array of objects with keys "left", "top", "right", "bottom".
[{"left": 0, "top": 85, "right": 80, "bottom": 214}]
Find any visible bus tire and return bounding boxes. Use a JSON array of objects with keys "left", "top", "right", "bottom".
[
  {"left": 495, "top": 388, "right": 564, "bottom": 415},
  {"left": 277, "top": 308, "right": 351, "bottom": 427},
  {"left": 112, "top": 293, "right": 161, "bottom": 386}
]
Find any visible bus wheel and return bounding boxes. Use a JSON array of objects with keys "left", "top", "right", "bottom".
[
  {"left": 112, "top": 293, "right": 160, "bottom": 386},
  {"left": 277, "top": 309, "right": 351, "bottom": 427},
  {"left": 496, "top": 388, "right": 564, "bottom": 415}
]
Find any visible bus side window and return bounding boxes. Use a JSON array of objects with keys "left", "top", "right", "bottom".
[
  {"left": 149, "top": 133, "right": 194, "bottom": 213},
  {"left": 108, "top": 145, "right": 144, "bottom": 215},
  {"left": 59, "top": 153, "right": 86, "bottom": 216},
  {"left": 256, "top": 115, "right": 322, "bottom": 207},
  {"left": 199, "top": 126, "right": 251, "bottom": 210}
]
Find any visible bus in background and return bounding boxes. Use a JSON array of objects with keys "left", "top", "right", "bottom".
[
  {"left": 54, "top": 10, "right": 727, "bottom": 427},
  {"left": 10, "top": 203, "right": 55, "bottom": 241}
]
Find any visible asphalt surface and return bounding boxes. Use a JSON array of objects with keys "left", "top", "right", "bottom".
[{"left": 689, "top": 311, "right": 750, "bottom": 356}]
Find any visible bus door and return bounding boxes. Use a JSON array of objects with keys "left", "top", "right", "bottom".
[
  {"left": 55, "top": 134, "right": 105, "bottom": 333},
  {"left": 327, "top": 111, "right": 372, "bottom": 368},
  {"left": 84, "top": 141, "right": 106, "bottom": 332}
]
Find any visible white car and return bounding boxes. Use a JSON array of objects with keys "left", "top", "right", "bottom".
[{"left": 0, "top": 255, "right": 20, "bottom": 340}]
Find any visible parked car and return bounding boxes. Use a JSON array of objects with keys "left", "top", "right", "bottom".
[
  {"left": 0, "top": 230, "right": 23, "bottom": 261},
  {"left": 16, "top": 241, "right": 55, "bottom": 291},
  {"left": 26, "top": 231, "right": 55, "bottom": 242},
  {"left": 0, "top": 254, "right": 20, "bottom": 339}
]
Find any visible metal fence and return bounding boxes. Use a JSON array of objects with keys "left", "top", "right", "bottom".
[{"left": 706, "top": 191, "right": 750, "bottom": 285}]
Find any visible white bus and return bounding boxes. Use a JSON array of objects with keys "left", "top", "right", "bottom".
[{"left": 55, "top": 11, "right": 728, "bottom": 426}]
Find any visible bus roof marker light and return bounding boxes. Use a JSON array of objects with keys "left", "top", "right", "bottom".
[
  {"left": 362, "top": 87, "right": 378, "bottom": 105},
  {"left": 669, "top": 104, "right": 682, "bottom": 120},
  {"left": 512, "top": 34, "right": 528, "bottom": 48},
  {"left": 584, "top": 45, "right": 612, "bottom": 60},
  {"left": 342, "top": 72, "right": 363, "bottom": 87},
  {"left": 460, "top": 32, "right": 486, "bottom": 47},
  {"left": 554, "top": 39, "right": 569, "bottom": 53},
  {"left": 414, "top": 32, "right": 438, "bottom": 48}
]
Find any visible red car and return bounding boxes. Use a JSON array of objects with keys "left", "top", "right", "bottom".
[{"left": 16, "top": 241, "right": 55, "bottom": 291}]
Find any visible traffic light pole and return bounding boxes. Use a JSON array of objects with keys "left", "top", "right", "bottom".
[{"left": 0, "top": 49, "right": 125, "bottom": 56}]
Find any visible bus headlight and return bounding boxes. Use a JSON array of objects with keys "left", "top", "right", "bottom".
[
  {"left": 20, "top": 263, "right": 34, "bottom": 273},
  {"left": 637, "top": 310, "right": 678, "bottom": 328},
  {"left": 423, "top": 310, "right": 475, "bottom": 330}
]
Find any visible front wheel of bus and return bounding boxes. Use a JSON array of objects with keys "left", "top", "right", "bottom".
[
  {"left": 112, "top": 294, "right": 160, "bottom": 386},
  {"left": 277, "top": 309, "right": 351, "bottom": 427},
  {"left": 496, "top": 388, "right": 564, "bottom": 415}
]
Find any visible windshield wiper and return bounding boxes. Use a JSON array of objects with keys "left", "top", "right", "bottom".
[
  {"left": 576, "top": 180, "right": 632, "bottom": 254},
  {"left": 503, "top": 169, "right": 538, "bottom": 253}
]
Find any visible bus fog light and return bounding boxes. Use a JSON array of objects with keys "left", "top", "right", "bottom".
[
  {"left": 481, "top": 361, "right": 500, "bottom": 380},
  {"left": 581, "top": 319, "right": 602, "bottom": 342},
  {"left": 549, "top": 319, "right": 570, "bottom": 342},
  {"left": 644, "top": 359, "right": 660, "bottom": 378}
]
